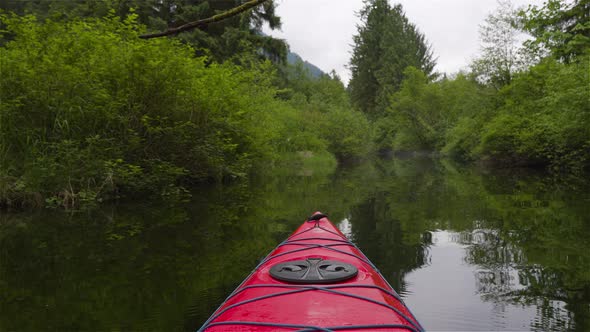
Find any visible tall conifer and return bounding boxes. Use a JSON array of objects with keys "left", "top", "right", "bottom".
[{"left": 348, "top": 0, "right": 436, "bottom": 117}]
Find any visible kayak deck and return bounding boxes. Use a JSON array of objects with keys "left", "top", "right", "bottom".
[{"left": 199, "top": 213, "right": 424, "bottom": 331}]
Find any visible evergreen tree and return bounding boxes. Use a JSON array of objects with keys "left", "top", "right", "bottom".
[
  {"left": 520, "top": 0, "right": 590, "bottom": 63},
  {"left": 0, "top": 0, "right": 286, "bottom": 63},
  {"left": 348, "top": 0, "right": 436, "bottom": 118}
]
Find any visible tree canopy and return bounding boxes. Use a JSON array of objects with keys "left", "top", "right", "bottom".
[
  {"left": 348, "top": 0, "right": 436, "bottom": 118},
  {"left": 0, "top": 9, "right": 373, "bottom": 208},
  {"left": 346, "top": 0, "right": 589, "bottom": 170},
  {"left": 0, "top": 0, "right": 287, "bottom": 62},
  {"left": 471, "top": 0, "right": 528, "bottom": 89},
  {"left": 520, "top": 0, "right": 590, "bottom": 62},
  {"left": 1, "top": 0, "right": 588, "bottom": 209}
]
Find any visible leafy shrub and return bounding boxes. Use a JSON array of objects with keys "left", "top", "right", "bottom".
[
  {"left": 464, "top": 55, "right": 589, "bottom": 171},
  {"left": 0, "top": 13, "right": 375, "bottom": 208}
]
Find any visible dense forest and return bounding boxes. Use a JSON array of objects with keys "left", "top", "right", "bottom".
[
  {"left": 0, "top": 0, "right": 588, "bottom": 209},
  {"left": 349, "top": 0, "right": 589, "bottom": 170}
]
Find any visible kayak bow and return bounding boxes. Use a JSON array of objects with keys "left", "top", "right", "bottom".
[{"left": 199, "top": 212, "right": 424, "bottom": 331}]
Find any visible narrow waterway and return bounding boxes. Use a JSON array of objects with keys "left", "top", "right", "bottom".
[{"left": 1, "top": 157, "right": 589, "bottom": 331}]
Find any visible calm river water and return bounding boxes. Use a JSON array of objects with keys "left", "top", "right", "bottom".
[{"left": 1, "top": 157, "right": 589, "bottom": 331}]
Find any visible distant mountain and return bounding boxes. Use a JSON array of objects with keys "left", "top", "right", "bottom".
[
  {"left": 287, "top": 51, "right": 325, "bottom": 78},
  {"left": 258, "top": 31, "right": 325, "bottom": 78}
]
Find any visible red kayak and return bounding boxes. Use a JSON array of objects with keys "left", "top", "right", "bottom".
[{"left": 199, "top": 213, "right": 424, "bottom": 331}]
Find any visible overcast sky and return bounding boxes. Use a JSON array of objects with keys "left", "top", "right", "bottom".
[{"left": 263, "top": 0, "right": 543, "bottom": 83}]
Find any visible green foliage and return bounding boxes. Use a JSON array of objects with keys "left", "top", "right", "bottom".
[
  {"left": 443, "top": 117, "right": 484, "bottom": 160},
  {"left": 477, "top": 113, "right": 530, "bottom": 161},
  {"left": 375, "top": 51, "right": 588, "bottom": 173},
  {"left": 381, "top": 68, "right": 494, "bottom": 153},
  {"left": 348, "top": 0, "right": 436, "bottom": 118},
  {"left": 471, "top": 0, "right": 529, "bottom": 89},
  {"left": 476, "top": 56, "right": 590, "bottom": 171},
  {"left": 0, "top": 13, "right": 373, "bottom": 208},
  {"left": 0, "top": 0, "right": 287, "bottom": 63},
  {"left": 345, "top": 0, "right": 588, "bottom": 176},
  {"left": 0, "top": 14, "right": 272, "bottom": 207},
  {"left": 355, "top": 1, "right": 589, "bottom": 173},
  {"left": 441, "top": 74, "right": 497, "bottom": 159},
  {"left": 347, "top": 0, "right": 438, "bottom": 153},
  {"left": 275, "top": 63, "right": 373, "bottom": 161},
  {"left": 520, "top": 0, "right": 590, "bottom": 62},
  {"left": 386, "top": 67, "right": 446, "bottom": 150}
]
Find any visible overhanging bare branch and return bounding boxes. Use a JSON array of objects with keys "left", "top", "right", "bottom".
[{"left": 139, "top": 0, "right": 270, "bottom": 39}]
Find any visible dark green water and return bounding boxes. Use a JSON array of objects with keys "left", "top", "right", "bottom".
[{"left": 1, "top": 157, "right": 589, "bottom": 331}]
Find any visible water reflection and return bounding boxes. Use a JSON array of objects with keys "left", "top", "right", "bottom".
[
  {"left": 401, "top": 229, "right": 581, "bottom": 331},
  {"left": 1, "top": 157, "right": 589, "bottom": 331},
  {"left": 339, "top": 158, "right": 589, "bottom": 331}
]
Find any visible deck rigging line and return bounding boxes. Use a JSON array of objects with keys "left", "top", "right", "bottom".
[{"left": 198, "top": 218, "right": 425, "bottom": 332}]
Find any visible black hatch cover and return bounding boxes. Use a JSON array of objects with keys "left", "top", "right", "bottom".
[{"left": 269, "top": 258, "right": 358, "bottom": 284}]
